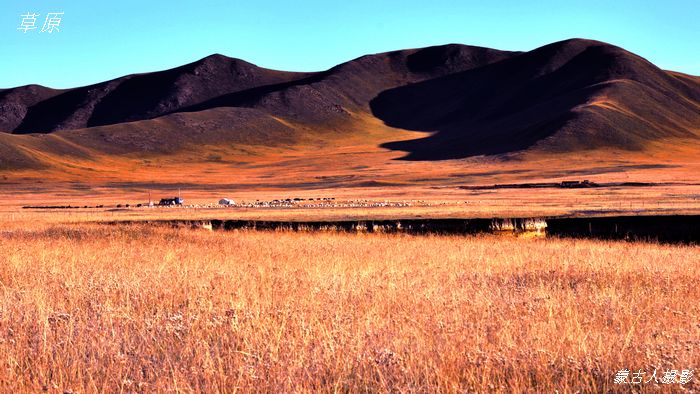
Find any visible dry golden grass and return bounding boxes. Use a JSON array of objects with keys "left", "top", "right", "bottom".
[
  {"left": 1, "top": 222, "right": 698, "bottom": 392},
  {"left": 3, "top": 130, "right": 699, "bottom": 223}
]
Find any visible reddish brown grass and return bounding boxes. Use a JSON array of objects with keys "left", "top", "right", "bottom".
[{"left": 0, "top": 222, "right": 698, "bottom": 392}]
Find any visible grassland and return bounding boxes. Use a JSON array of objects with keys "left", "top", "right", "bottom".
[
  {"left": 2, "top": 130, "right": 699, "bottom": 222},
  {"left": 1, "top": 220, "right": 698, "bottom": 392},
  {"left": 2, "top": 37, "right": 699, "bottom": 393}
]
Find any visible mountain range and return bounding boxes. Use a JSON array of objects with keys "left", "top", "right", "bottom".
[{"left": 1, "top": 38, "right": 698, "bottom": 172}]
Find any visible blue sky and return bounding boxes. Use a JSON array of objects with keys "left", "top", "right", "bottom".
[{"left": 1, "top": 0, "right": 698, "bottom": 89}]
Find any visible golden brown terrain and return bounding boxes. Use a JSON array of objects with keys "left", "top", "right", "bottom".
[
  {"left": 1, "top": 38, "right": 699, "bottom": 392},
  {"left": 0, "top": 220, "right": 698, "bottom": 392},
  {"left": 1, "top": 39, "right": 699, "bottom": 218},
  {"left": 2, "top": 129, "right": 699, "bottom": 219}
]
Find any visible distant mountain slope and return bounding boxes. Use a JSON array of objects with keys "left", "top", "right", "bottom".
[
  {"left": 0, "top": 84, "right": 64, "bottom": 132},
  {"left": 230, "top": 44, "right": 517, "bottom": 125},
  {"left": 0, "top": 39, "right": 698, "bottom": 170},
  {"left": 5, "top": 55, "right": 314, "bottom": 134},
  {"left": 370, "top": 39, "right": 700, "bottom": 159},
  {"left": 1, "top": 44, "right": 517, "bottom": 135}
]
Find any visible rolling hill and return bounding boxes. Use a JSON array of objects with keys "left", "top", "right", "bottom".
[
  {"left": 0, "top": 38, "right": 698, "bottom": 181},
  {"left": 371, "top": 39, "right": 700, "bottom": 159}
]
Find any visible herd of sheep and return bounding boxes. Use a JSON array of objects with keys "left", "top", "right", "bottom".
[{"left": 169, "top": 198, "right": 420, "bottom": 209}]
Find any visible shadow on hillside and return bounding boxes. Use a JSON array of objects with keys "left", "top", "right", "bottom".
[
  {"left": 368, "top": 69, "right": 577, "bottom": 160},
  {"left": 368, "top": 44, "right": 630, "bottom": 160}
]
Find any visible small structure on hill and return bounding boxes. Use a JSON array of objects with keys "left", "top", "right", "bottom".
[
  {"left": 219, "top": 198, "right": 235, "bottom": 206},
  {"left": 159, "top": 197, "right": 184, "bottom": 206}
]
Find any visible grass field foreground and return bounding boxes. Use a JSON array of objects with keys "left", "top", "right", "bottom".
[{"left": 0, "top": 224, "right": 698, "bottom": 392}]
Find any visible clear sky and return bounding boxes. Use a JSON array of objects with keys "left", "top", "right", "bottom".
[{"left": 1, "top": 0, "right": 698, "bottom": 89}]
